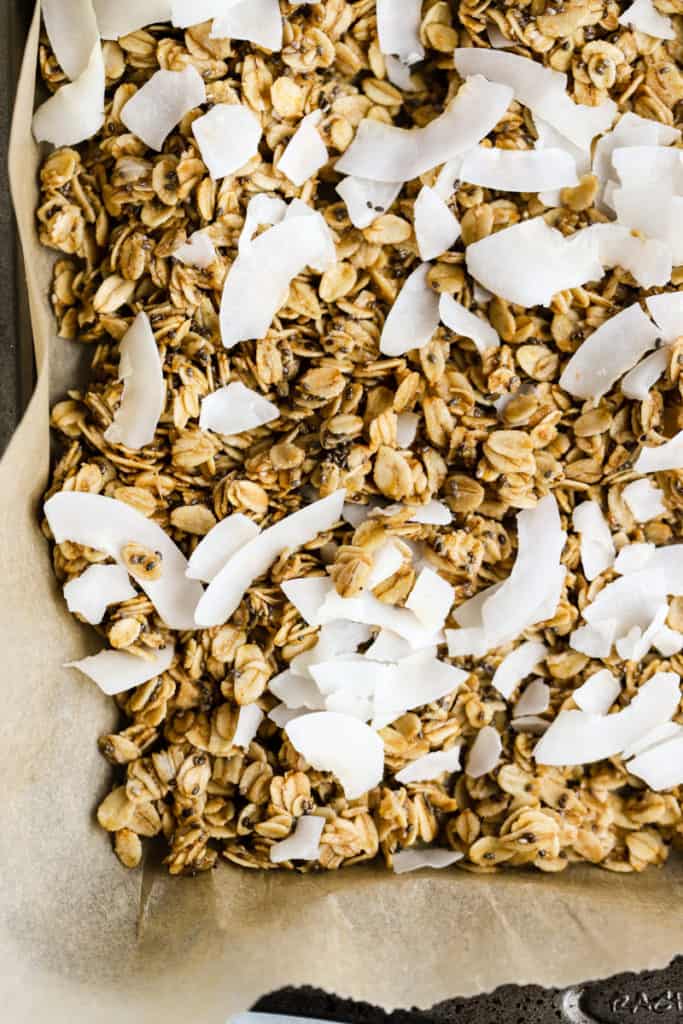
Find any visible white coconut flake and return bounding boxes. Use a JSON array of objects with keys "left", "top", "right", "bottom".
[
  {"left": 270, "top": 815, "right": 325, "bottom": 864},
  {"left": 614, "top": 543, "right": 655, "bottom": 575},
  {"left": 405, "top": 567, "right": 454, "bottom": 634},
  {"left": 573, "top": 500, "right": 615, "bottom": 581},
  {"left": 103, "top": 312, "right": 164, "bottom": 451},
  {"left": 94, "top": 0, "right": 172, "bottom": 38},
  {"left": 364, "top": 629, "right": 414, "bottom": 663},
  {"left": 646, "top": 292, "right": 683, "bottom": 341},
  {"left": 32, "top": 42, "right": 105, "bottom": 147},
  {"left": 618, "top": 0, "right": 675, "bottom": 39},
  {"left": 593, "top": 112, "right": 680, "bottom": 200},
  {"left": 238, "top": 194, "right": 287, "bottom": 253},
  {"left": 466, "top": 726, "right": 502, "bottom": 778},
  {"left": 635, "top": 431, "right": 683, "bottom": 474},
  {"left": 653, "top": 626, "right": 683, "bottom": 657},
  {"left": 461, "top": 146, "right": 578, "bottom": 192},
  {"left": 492, "top": 641, "right": 548, "bottom": 701},
  {"left": 211, "top": 0, "right": 283, "bottom": 50},
  {"left": 173, "top": 230, "right": 216, "bottom": 268},
  {"left": 269, "top": 669, "right": 325, "bottom": 710},
  {"left": 385, "top": 55, "right": 419, "bottom": 93},
  {"left": 63, "top": 564, "right": 136, "bottom": 625},
  {"left": 486, "top": 22, "right": 515, "bottom": 48},
  {"left": 569, "top": 619, "right": 617, "bottom": 659},
  {"left": 514, "top": 678, "right": 550, "bottom": 718},
  {"left": 622, "top": 721, "right": 683, "bottom": 760},
  {"left": 612, "top": 146, "right": 683, "bottom": 193},
  {"left": 413, "top": 186, "right": 461, "bottom": 261},
  {"left": 186, "top": 514, "right": 260, "bottom": 583},
  {"left": 439, "top": 293, "right": 500, "bottom": 355},
  {"left": 466, "top": 217, "right": 602, "bottom": 308},
  {"left": 219, "top": 207, "right": 334, "bottom": 348},
  {"left": 232, "top": 704, "right": 264, "bottom": 749},
  {"left": 535, "top": 671, "right": 680, "bottom": 766},
  {"left": 322, "top": 586, "right": 441, "bottom": 651},
  {"left": 310, "top": 657, "right": 387, "bottom": 699},
  {"left": 613, "top": 187, "right": 683, "bottom": 264},
  {"left": 368, "top": 541, "right": 406, "bottom": 590},
  {"left": 560, "top": 302, "right": 660, "bottom": 400},
  {"left": 627, "top": 733, "right": 683, "bottom": 790},
  {"left": 395, "top": 745, "right": 462, "bottom": 785},
  {"left": 582, "top": 223, "right": 672, "bottom": 290},
  {"left": 171, "top": 0, "right": 228, "bottom": 29},
  {"left": 335, "top": 177, "right": 403, "bottom": 230},
  {"left": 285, "top": 712, "right": 384, "bottom": 799},
  {"left": 379, "top": 263, "right": 440, "bottom": 356},
  {"left": 376, "top": 0, "right": 424, "bottom": 63},
  {"left": 277, "top": 111, "right": 328, "bottom": 187},
  {"left": 290, "top": 621, "right": 372, "bottom": 678},
  {"left": 67, "top": 644, "right": 174, "bottom": 696},
  {"left": 573, "top": 669, "right": 621, "bottom": 715},
  {"left": 392, "top": 848, "right": 463, "bottom": 874},
  {"left": 195, "top": 492, "right": 344, "bottom": 626},
  {"left": 42, "top": 0, "right": 99, "bottom": 80},
  {"left": 622, "top": 479, "right": 667, "bottom": 522},
  {"left": 192, "top": 103, "right": 262, "bottom": 180},
  {"left": 615, "top": 603, "right": 669, "bottom": 662},
  {"left": 199, "top": 381, "right": 279, "bottom": 436},
  {"left": 44, "top": 493, "right": 203, "bottom": 629},
  {"left": 336, "top": 75, "right": 513, "bottom": 182},
  {"left": 511, "top": 716, "right": 549, "bottom": 735},
  {"left": 621, "top": 349, "right": 669, "bottom": 401},
  {"left": 373, "top": 655, "right": 468, "bottom": 729},
  {"left": 121, "top": 66, "right": 205, "bottom": 151},
  {"left": 396, "top": 412, "right": 419, "bottom": 448},
  {"left": 268, "top": 703, "right": 307, "bottom": 728},
  {"left": 434, "top": 155, "right": 466, "bottom": 200},
  {"left": 409, "top": 499, "right": 452, "bottom": 525}
]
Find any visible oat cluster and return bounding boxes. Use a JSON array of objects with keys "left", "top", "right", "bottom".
[{"left": 37, "top": 0, "right": 683, "bottom": 876}]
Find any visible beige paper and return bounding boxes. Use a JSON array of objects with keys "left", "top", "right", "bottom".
[{"left": 3, "top": 8, "right": 683, "bottom": 1020}]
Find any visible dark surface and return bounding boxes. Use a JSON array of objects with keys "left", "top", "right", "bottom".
[{"left": 3, "top": 4, "right": 682, "bottom": 1021}]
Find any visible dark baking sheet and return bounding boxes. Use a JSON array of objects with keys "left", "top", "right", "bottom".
[{"left": 3, "top": 3, "right": 681, "bottom": 1020}]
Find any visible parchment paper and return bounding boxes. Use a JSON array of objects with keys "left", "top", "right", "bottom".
[{"left": 3, "top": 8, "right": 683, "bottom": 1020}]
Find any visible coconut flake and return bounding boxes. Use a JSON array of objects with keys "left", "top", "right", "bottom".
[
  {"left": 392, "top": 848, "right": 463, "bottom": 874},
  {"left": 269, "top": 669, "right": 325, "bottom": 710},
  {"left": 514, "top": 678, "right": 550, "bottom": 718},
  {"left": 535, "top": 671, "right": 680, "bottom": 766},
  {"left": 269, "top": 703, "right": 307, "bottom": 728},
  {"left": 192, "top": 103, "right": 262, "bottom": 180},
  {"left": 581, "top": 223, "right": 672, "bottom": 290},
  {"left": 573, "top": 669, "right": 621, "bottom": 715},
  {"left": 320, "top": 586, "right": 441, "bottom": 651},
  {"left": 376, "top": 0, "right": 424, "bottom": 63},
  {"left": 367, "top": 541, "right": 406, "bottom": 590},
  {"left": 335, "top": 177, "right": 403, "bottom": 229},
  {"left": 373, "top": 655, "right": 468, "bottom": 729},
  {"left": 379, "top": 263, "right": 440, "bottom": 357},
  {"left": 627, "top": 733, "right": 683, "bottom": 790},
  {"left": 622, "top": 721, "right": 683, "bottom": 760},
  {"left": 196, "top": 492, "right": 344, "bottom": 626},
  {"left": 103, "top": 312, "right": 164, "bottom": 451},
  {"left": 569, "top": 620, "right": 617, "bottom": 659},
  {"left": 439, "top": 293, "right": 500, "bottom": 355},
  {"left": 396, "top": 412, "right": 419, "bottom": 448},
  {"left": 211, "top": 0, "right": 283, "bottom": 50},
  {"left": 621, "top": 349, "right": 669, "bottom": 401},
  {"left": 466, "top": 726, "right": 502, "bottom": 778},
  {"left": 336, "top": 75, "right": 513, "bottom": 182},
  {"left": 560, "top": 302, "right": 660, "bottom": 400},
  {"left": 466, "top": 216, "right": 602, "bottom": 308},
  {"left": 171, "top": 0, "right": 229, "bottom": 28},
  {"left": 653, "top": 626, "right": 683, "bottom": 657},
  {"left": 635, "top": 432, "right": 683, "bottom": 474},
  {"left": 42, "top": 0, "right": 99, "bottom": 80},
  {"left": 409, "top": 499, "right": 452, "bottom": 525},
  {"left": 614, "top": 543, "right": 655, "bottom": 575},
  {"left": 512, "top": 716, "right": 549, "bottom": 735},
  {"left": 290, "top": 621, "right": 372, "bottom": 677},
  {"left": 385, "top": 55, "right": 419, "bottom": 93},
  {"left": 405, "top": 567, "right": 454, "bottom": 633},
  {"left": 310, "top": 657, "right": 387, "bottom": 698},
  {"left": 623, "top": 479, "right": 667, "bottom": 522},
  {"left": 238, "top": 194, "right": 287, "bottom": 253},
  {"left": 486, "top": 22, "right": 515, "bottom": 48},
  {"left": 199, "top": 382, "right": 279, "bottom": 436},
  {"left": 94, "top": 0, "right": 172, "bottom": 37},
  {"left": 394, "top": 745, "right": 461, "bottom": 785},
  {"left": 615, "top": 602, "right": 669, "bottom": 662},
  {"left": 277, "top": 111, "right": 328, "bottom": 187},
  {"left": 232, "top": 704, "right": 264, "bottom": 749},
  {"left": 32, "top": 42, "right": 105, "bottom": 147},
  {"left": 492, "top": 641, "right": 548, "bottom": 701},
  {"left": 121, "top": 66, "right": 205, "bottom": 151},
  {"left": 461, "top": 146, "right": 578, "bottom": 192},
  {"left": 413, "top": 186, "right": 461, "bottom": 261},
  {"left": 618, "top": 0, "right": 675, "bottom": 39},
  {"left": 186, "top": 514, "right": 260, "bottom": 583},
  {"left": 364, "top": 630, "right": 414, "bottom": 662},
  {"left": 173, "top": 230, "right": 216, "bottom": 268},
  {"left": 612, "top": 146, "right": 683, "bottom": 193},
  {"left": 219, "top": 207, "right": 334, "bottom": 348},
  {"left": 613, "top": 187, "right": 683, "bottom": 264},
  {"left": 44, "top": 492, "right": 203, "bottom": 629},
  {"left": 269, "top": 815, "right": 324, "bottom": 864},
  {"left": 593, "top": 113, "right": 680, "bottom": 200},
  {"left": 646, "top": 292, "right": 683, "bottom": 341},
  {"left": 63, "top": 564, "right": 136, "bottom": 625},
  {"left": 285, "top": 711, "right": 384, "bottom": 798},
  {"left": 573, "top": 500, "right": 615, "bottom": 581},
  {"left": 67, "top": 644, "right": 174, "bottom": 696},
  {"left": 433, "top": 155, "right": 466, "bottom": 200}
]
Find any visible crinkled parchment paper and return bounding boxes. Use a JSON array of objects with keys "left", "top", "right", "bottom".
[{"left": 3, "top": 7, "right": 683, "bottom": 1021}]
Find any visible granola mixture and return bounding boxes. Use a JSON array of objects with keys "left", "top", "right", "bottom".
[{"left": 36, "top": 0, "right": 683, "bottom": 876}]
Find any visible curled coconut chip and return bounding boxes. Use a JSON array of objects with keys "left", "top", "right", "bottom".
[
  {"left": 614, "top": 542, "right": 655, "bottom": 575},
  {"left": 514, "top": 678, "right": 550, "bottom": 718},
  {"left": 290, "top": 620, "right": 372, "bottom": 678},
  {"left": 376, "top": 0, "right": 424, "bottom": 63},
  {"left": 67, "top": 644, "right": 174, "bottom": 696},
  {"left": 460, "top": 146, "right": 578, "bottom": 192},
  {"left": 615, "top": 603, "right": 669, "bottom": 663},
  {"left": 395, "top": 745, "right": 461, "bottom": 784},
  {"left": 593, "top": 113, "right": 680, "bottom": 205},
  {"left": 582, "top": 223, "right": 671, "bottom": 290},
  {"left": 269, "top": 815, "right": 325, "bottom": 864},
  {"left": 635, "top": 431, "right": 683, "bottom": 474},
  {"left": 367, "top": 540, "right": 406, "bottom": 589},
  {"left": 466, "top": 725, "right": 502, "bottom": 778},
  {"left": 171, "top": 0, "right": 228, "bottom": 29},
  {"left": 385, "top": 55, "right": 419, "bottom": 93},
  {"left": 199, "top": 381, "right": 279, "bottom": 436},
  {"left": 621, "top": 349, "right": 669, "bottom": 402},
  {"left": 492, "top": 640, "right": 548, "bottom": 701},
  {"left": 335, "top": 177, "right": 403, "bottom": 230},
  {"left": 573, "top": 669, "right": 621, "bottom": 715},
  {"left": 63, "top": 564, "right": 136, "bottom": 625},
  {"left": 372, "top": 654, "right": 468, "bottom": 729},
  {"left": 231, "top": 704, "right": 264, "bottom": 750},
  {"left": 560, "top": 302, "right": 660, "bottom": 400},
  {"left": 269, "top": 669, "right": 326, "bottom": 711},
  {"left": 380, "top": 263, "right": 440, "bottom": 357},
  {"left": 121, "top": 66, "right": 206, "bottom": 152},
  {"left": 612, "top": 187, "right": 683, "bottom": 265},
  {"left": 211, "top": 0, "right": 283, "bottom": 51},
  {"left": 278, "top": 111, "right": 328, "bottom": 187},
  {"left": 572, "top": 500, "right": 615, "bottom": 581},
  {"left": 335, "top": 75, "right": 513, "bottom": 182},
  {"left": 238, "top": 193, "right": 287, "bottom": 253},
  {"left": 192, "top": 103, "right": 262, "bottom": 180},
  {"left": 42, "top": 0, "right": 99, "bottom": 81},
  {"left": 627, "top": 733, "right": 683, "bottom": 791},
  {"left": 103, "top": 312, "right": 165, "bottom": 451},
  {"left": 285, "top": 711, "right": 384, "bottom": 799},
  {"left": 569, "top": 620, "right": 617, "bottom": 659},
  {"left": 646, "top": 291, "right": 683, "bottom": 340},
  {"left": 186, "top": 513, "right": 260, "bottom": 583},
  {"left": 413, "top": 186, "right": 461, "bottom": 261},
  {"left": 622, "top": 721, "right": 683, "bottom": 760},
  {"left": 396, "top": 412, "right": 419, "bottom": 448},
  {"left": 44, "top": 492, "right": 204, "bottom": 629},
  {"left": 94, "top": 0, "right": 172, "bottom": 38},
  {"left": 622, "top": 479, "right": 667, "bottom": 522},
  {"left": 32, "top": 42, "right": 105, "bottom": 147},
  {"left": 405, "top": 567, "right": 454, "bottom": 634},
  {"left": 439, "top": 293, "right": 500, "bottom": 354},
  {"left": 195, "top": 491, "right": 345, "bottom": 626},
  {"left": 534, "top": 671, "right": 681, "bottom": 766},
  {"left": 268, "top": 704, "right": 308, "bottom": 728},
  {"left": 618, "top": 0, "right": 675, "bottom": 39},
  {"left": 392, "top": 848, "right": 463, "bottom": 874},
  {"left": 173, "top": 230, "right": 216, "bottom": 268}
]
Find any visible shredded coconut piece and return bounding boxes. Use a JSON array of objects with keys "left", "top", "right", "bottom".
[
  {"left": 192, "top": 103, "right": 262, "bottom": 180},
  {"left": 405, "top": 567, "right": 454, "bottom": 633},
  {"left": 186, "top": 514, "right": 260, "bottom": 583},
  {"left": 211, "top": 0, "right": 284, "bottom": 50},
  {"left": 569, "top": 620, "right": 617, "bottom": 659},
  {"left": 573, "top": 669, "right": 621, "bottom": 715},
  {"left": 492, "top": 641, "right": 548, "bottom": 700},
  {"left": 635, "top": 432, "right": 683, "bottom": 474},
  {"left": 627, "top": 733, "right": 683, "bottom": 790},
  {"left": 238, "top": 194, "right": 287, "bottom": 253},
  {"left": 42, "top": 0, "right": 99, "bottom": 81},
  {"left": 573, "top": 500, "right": 615, "bottom": 581},
  {"left": 414, "top": 186, "right": 461, "bottom": 261},
  {"left": 622, "top": 479, "right": 667, "bottom": 522},
  {"left": 173, "top": 230, "right": 216, "bottom": 268},
  {"left": 372, "top": 654, "right": 468, "bottom": 729},
  {"left": 63, "top": 564, "right": 136, "bottom": 625},
  {"left": 622, "top": 721, "right": 683, "bottom": 760},
  {"left": 103, "top": 312, "right": 165, "bottom": 451},
  {"left": 461, "top": 146, "right": 578, "bottom": 192},
  {"left": 376, "top": 0, "right": 424, "bottom": 63},
  {"left": 285, "top": 712, "right": 384, "bottom": 799},
  {"left": 646, "top": 291, "right": 683, "bottom": 341},
  {"left": 67, "top": 644, "right": 174, "bottom": 696},
  {"left": 277, "top": 111, "right": 328, "bottom": 186},
  {"left": 615, "top": 603, "right": 669, "bottom": 662},
  {"left": 94, "top": 0, "right": 172, "bottom": 38},
  {"left": 396, "top": 412, "right": 419, "bottom": 448},
  {"left": 514, "top": 678, "right": 550, "bottom": 718},
  {"left": 614, "top": 543, "right": 656, "bottom": 575},
  {"left": 171, "top": 0, "right": 228, "bottom": 28},
  {"left": 384, "top": 55, "right": 419, "bottom": 93},
  {"left": 392, "top": 848, "right": 463, "bottom": 873},
  {"left": 270, "top": 815, "right": 325, "bottom": 863},
  {"left": 232, "top": 704, "right": 264, "bottom": 750},
  {"left": 439, "top": 293, "right": 500, "bottom": 354},
  {"left": 395, "top": 745, "right": 462, "bottom": 784},
  {"left": 121, "top": 66, "right": 205, "bottom": 151},
  {"left": 32, "top": 43, "right": 105, "bottom": 147},
  {"left": 582, "top": 223, "right": 671, "bottom": 290},
  {"left": 335, "top": 177, "right": 403, "bottom": 229},
  {"left": 621, "top": 349, "right": 669, "bottom": 401},
  {"left": 290, "top": 621, "right": 372, "bottom": 678},
  {"left": 199, "top": 381, "right": 279, "bottom": 436},
  {"left": 618, "top": 0, "right": 675, "bottom": 38},
  {"left": 466, "top": 726, "right": 502, "bottom": 778},
  {"left": 653, "top": 626, "right": 683, "bottom": 657},
  {"left": 379, "top": 263, "right": 440, "bottom": 356},
  {"left": 367, "top": 541, "right": 406, "bottom": 590}
]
